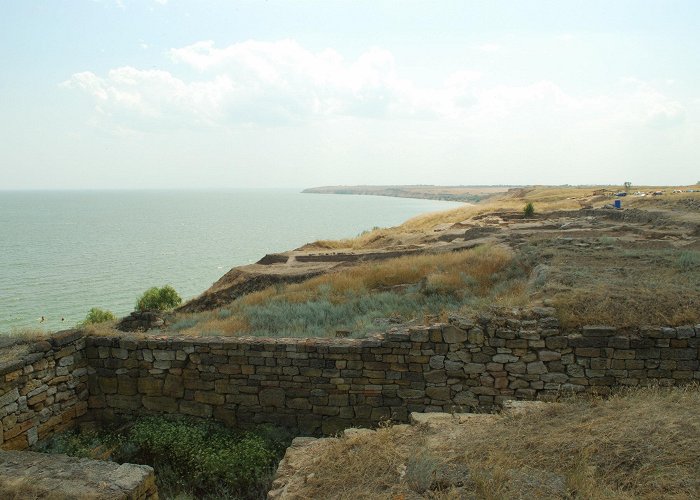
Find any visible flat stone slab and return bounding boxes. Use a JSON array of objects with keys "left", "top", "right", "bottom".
[{"left": 0, "top": 450, "right": 158, "bottom": 499}]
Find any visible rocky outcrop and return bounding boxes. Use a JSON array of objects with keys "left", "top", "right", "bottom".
[
  {"left": 0, "top": 449, "right": 157, "bottom": 499},
  {"left": 116, "top": 310, "right": 171, "bottom": 332}
]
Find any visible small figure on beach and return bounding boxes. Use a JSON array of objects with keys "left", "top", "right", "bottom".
[{"left": 40, "top": 316, "right": 45, "bottom": 323}]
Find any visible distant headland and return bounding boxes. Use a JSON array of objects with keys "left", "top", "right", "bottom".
[{"left": 302, "top": 184, "right": 515, "bottom": 203}]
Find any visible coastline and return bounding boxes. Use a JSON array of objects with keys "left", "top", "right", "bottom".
[
  {"left": 302, "top": 184, "right": 512, "bottom": 203},
  {"left": 0, "top": 191, "right": 462, "bottom": 334}
]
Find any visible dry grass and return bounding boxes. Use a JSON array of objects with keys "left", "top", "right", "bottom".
[
  {"left": 555, "top": 283, "right": 700, "bottom": 329},
  {"left": 5, "top": 327, "right": 48, "bottom": 341},
  {"left": 529, "top": 241, "right": 700, "bottom": 328},
  {"left": 308, "top": 186, "right": 700, "bottom": 251},
  {"left": 286, "top": 385, "right": 700, "bottom": 499},
  {"left": 251, "top": 244, "right": 514, "bottom": 303},
  {"left": 0, "top": 328, "right": 48, "bottom": 363},
  {"left": 0, "top": 343, "right": 31, "bottom": 364},
  {"left": 0, "top": 478, "right": 94, "bottom": 500},
  {"left": 177, "top": 245, "right": 527, "bottom": 337},
  {"left": 308, "top": 186, "right": 616, "bottom": 250},
  {"left": 79, "top": 321, "right": 122, "bottom": 337},
  {"left": 308, "top": 227, "right": 400, "bottom": 250}
]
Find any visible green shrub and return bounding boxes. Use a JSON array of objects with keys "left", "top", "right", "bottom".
[
  {"left": 80, "top": 307, "right": 115, "bottom": 326},
  {"left": 35, "top": 417, "right": 293, "bottom": 499},
  {"left": 124, "top": 417, "right": 291, "bottom": 498},
  {"left": 523, "top": 202, "right": 535, "bottom": 217},
  {"left": 136, "top": 285, "right": 182, "bottom": 312}
]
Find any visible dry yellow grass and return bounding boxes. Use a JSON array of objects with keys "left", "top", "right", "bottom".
[
  {"left": 286, "top": 385, "right": 700, "bottom": 499},
  {"left": 183, "top": 245, "right": 525, "bottom": 336},
  {"left": 308, "top": 186, "right": 615, "bottom": 250},
  {"left": 554, "top": 283, "right": 700, "bottom": 329},
  {"left": 308, "top": 185, "right": 699, "bottom": 251}
]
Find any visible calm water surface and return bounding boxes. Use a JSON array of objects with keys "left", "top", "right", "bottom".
[{"left": 0, "top": 190, "right": 462, "bottom": 333}]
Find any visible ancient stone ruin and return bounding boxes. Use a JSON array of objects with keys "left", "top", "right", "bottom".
[{"left": 1, "top": 308, "right": 698, "bottom": 497}]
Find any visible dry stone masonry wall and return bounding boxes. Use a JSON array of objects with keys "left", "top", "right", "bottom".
[
  {"left": 0, "top": 330, "right": 88, "bottom": 450},
  {"left": 1, "top": 309, "right": 698, "bottom": 444},
  {"left": 85, "top": 308, "right": 700, "bottom": 435}
]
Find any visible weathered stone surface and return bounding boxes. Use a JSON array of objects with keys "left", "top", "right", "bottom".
[
  {"left": 425, "top": 386, "right": 451, "bottom": 400},
  {"left": 0, "top": 450, "right": 158, "bottom": 499},
  {"left": 260, "top": 388, "right": 286, "bottom": 408},
  {"left": 180, "top": 400, "right": 213, "bottom": 418},
  {"left": 0, "top": 388, "right": 19, "bottom": 408},
  {"left": 195, "top": 391, "right": 225, "bottom": 405},
  {"left": 538, "top": 351, "right": 562, "bottom": 362},
  {"left": 442, "top": 325, "right": 468, "bottom": 344},
  {"left": 581, "top": 325, "right": 617, "bottom": 337},
  {"left": 142, "top": 396, "right": 178, "bottom": 412},
  {"left": 137, "top": 377, "right": 163, "bottom": 396},
  {"left": 429, "top": 355, "right": 445, "bottom": 369}
]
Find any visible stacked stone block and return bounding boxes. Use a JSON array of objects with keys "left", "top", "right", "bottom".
[
  {"left": 84, "top": 309, "right": 700, "bottom": 435},
  {"left": 1, "top": 311, "right": 698, "bottom": 442},
  {"left": 0, "top": 330, "right": 88, "bottom": 450}
]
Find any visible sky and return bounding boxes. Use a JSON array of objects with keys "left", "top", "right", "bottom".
[{"left": 1, "top": 0, "right": 699, "bottom": 189}]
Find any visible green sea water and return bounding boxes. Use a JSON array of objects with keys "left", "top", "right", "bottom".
[{"left": 0, "top": 190, "right": 462, "bottom": 333}]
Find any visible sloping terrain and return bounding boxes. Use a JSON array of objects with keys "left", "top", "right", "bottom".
[{"left": 172, "top": 187, "right": 699, "bottom": 336}]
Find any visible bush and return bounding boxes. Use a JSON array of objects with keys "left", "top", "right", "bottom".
[
  {"left": 136, "top": 285, "right": 182, "bottom": 312},
  {"left": 523, "top": 202, "right": 535, "bottom": 217},
  {"left": 80, "top": 307, "right": 115, "bottom": 326},
  {"left": 35, "top": 417, "right": 293, "bottom": 499},
  {"left": 127, "top": 418, "right": 290, "bottom": 496}
]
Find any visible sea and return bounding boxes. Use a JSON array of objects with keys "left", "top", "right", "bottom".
[{"left": 0, "top": 190, "right": 463, "bottom": 333}]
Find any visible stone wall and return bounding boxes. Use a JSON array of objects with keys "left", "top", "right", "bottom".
[
  {"left": 1, "top": 311, "right": 698, "bottom": 442},
  {"left": 0, "top": 330, "right": 88, "bottom": 450},
  {"left": 85, "top": 309, "right": 700, "bottom": 435}
]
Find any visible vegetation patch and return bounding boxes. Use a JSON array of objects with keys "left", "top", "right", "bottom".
[
  {"left": 136, "top": 285, "right": 182, "bottom": 312},
  {"left": 78, "top": 307, "right": 115, "bottom": 327},
  {"left": 35, "top": 417, "right": 293, "bottom": 499},
  {"left": 171, "top": 245, "right": 530, "bottom": 337}
]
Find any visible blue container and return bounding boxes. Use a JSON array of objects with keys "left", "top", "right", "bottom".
[{"left": 614, "top": 199, "right": 622, "bottom": 209}]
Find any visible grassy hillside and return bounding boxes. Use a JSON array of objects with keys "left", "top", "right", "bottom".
[
  {"left": 78, "top": 185, "right": 699, "bottom": 338},
  {"left": 168, "top": 245, "right": 528, "bottom": 337},
  {"left": 161, "top": 185, "right": 698, "bottom": 336}
]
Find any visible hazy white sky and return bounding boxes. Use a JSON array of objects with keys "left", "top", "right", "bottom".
[{"left": 1, "top": 1, "right": 698, "bottom": 189}]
